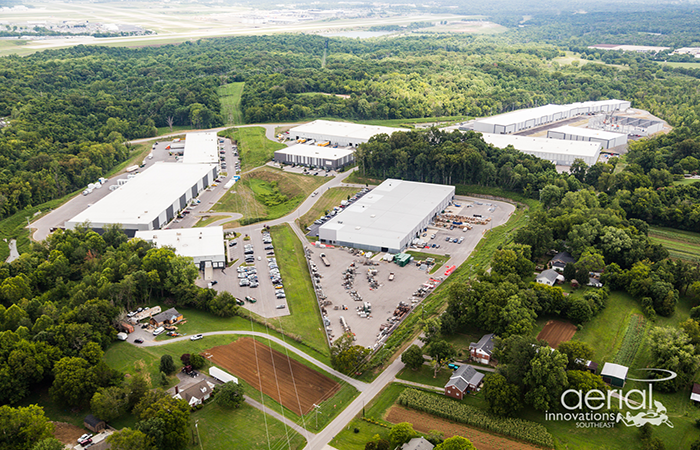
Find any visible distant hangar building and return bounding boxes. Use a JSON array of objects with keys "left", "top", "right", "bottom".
[
  {"left": 135, "top": 226, "right": 226, "bottom": 270},
  {"left": 547, "top": 126, "right": 628, "bottom": 150},
  {"left": 466, "top": 100, "right": 631, "bottom": 135},
  {"left": 318, "top": 179, "right": 454, "bottom": 253},
  {"left": 273, "top": 144, "right": 355, "bottom": 170},
  {"left": 288, "top": 120, "right": 406, "bottom": 147},
  {"left": 481, "top": 133, "right": 602, "bottom": 166},
  {"left": 65, "top": 162, "right": 218, "bottom": 236}
]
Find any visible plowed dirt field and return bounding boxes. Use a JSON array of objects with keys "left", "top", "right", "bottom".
[
  {"left": 536, "top": 320, "right": 576, "bottom": 348},
  {"left": 385, "top": 406, "right": 541, "bottom": 450},
  {"left": 204, "top": 337, "right": 340, "bottom": 415}
]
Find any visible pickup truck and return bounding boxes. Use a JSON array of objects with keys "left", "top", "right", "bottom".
[{"left": 389, "top": 272, "right": 395, "bottom": 281}]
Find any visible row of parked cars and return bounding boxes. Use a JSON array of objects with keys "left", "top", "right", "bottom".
[
  {"left": 313, "top": 187, "right": 370, "bottom": 226},
  {"left": 126, "top": 306, "right": 151, "bottom": 317},
  {"left": 238, "top": 265, "right": 259, "bottom": 287},
  {"left": 262, "top": 230, "right": 286, "bottom": 309}
]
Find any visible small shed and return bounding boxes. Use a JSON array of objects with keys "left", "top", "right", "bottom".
[
  {"left": 691, "top": 383, "right": 700, "bottom": 404},
  {"left": 394, "top": 253, "right": 412, "bottom": 267},
  {"left": 601, "top": 362, "right": 628, "bottom": 388},
  {"left": 84, "top": 414, "right": 106, "bottom": 433}
]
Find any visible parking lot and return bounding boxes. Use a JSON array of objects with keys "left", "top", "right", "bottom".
[
  {"left": 313, "top": 196, "right": 515, "bottom": 349},
  {"left": 203, "top": 227, "right": 290, "bottom": 318}
]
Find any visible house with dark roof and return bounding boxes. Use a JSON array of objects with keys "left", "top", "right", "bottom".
[
  {"left": 150, "top": 307, "right": 183, "bottom": 327},
  {"left": 401, "top": 437, "right": 435, "bottom": 450},
  {"left": 84, "top": 414, "right": 106, "bottom": 433},
  {"left": 536, "top": 269, "right": 563, "bottom": 286},
  {"left": 550, "top": 251, "right": 576, "bottom": 272},
  {"left": 173, "top": 379, "right": 216, "bottom": 407},
  {"left": 469, "top": 333, "right": 495, "bottom": 365},
  {"left": 444, "top": 365, "right": 484, "bottom": 400},
  {"left": 588, "top": 277, "right": 604, "bottom": 288}
]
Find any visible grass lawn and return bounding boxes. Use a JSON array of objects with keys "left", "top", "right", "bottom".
[
  {"left": 218, "top": 127, "right": 286, "bottom": 172},
  {"left": 269, "top": 223, "right": 329, "bottom": 356},
  {"left": 674, "top": 177, "right": 700, "bottom": 185},
  {"left": 649, "top": 226, "right": 700, "bottom": 263},
  {"left": 344, "top": 172, "right": 384, "bottom": 186},
  {"left": 191, "top": 401, "right": 306, "bottom": 450},
  {"left": 212, "top": 167, "right": 328, "bottom": 226},
  {"left": 395, "top": 364, "right": 452, "bottom": 388},
  {"left": 297, "top": 187, "right": 359, "bottom": 229},
  {"left": 194, "top": 215, "right": 226, "bottom": 228},
  {"left": 217, "top": 82, "right": 245, "bottom": 125},
  {"left": 404, "top": 250, "right": 450, "bottom": 275},
  {"left": 661, "top": 61, "right": 700, "bottom": 69}
]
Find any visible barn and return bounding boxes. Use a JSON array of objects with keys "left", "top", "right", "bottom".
[{"left": 84, "top": 414, "right": 106, "bottom": 433}]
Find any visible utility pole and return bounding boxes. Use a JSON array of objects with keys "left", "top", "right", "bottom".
[
  {"left": 313, "top": 404, "right": 321, "bottom": 429},
  {"left": 195, "top": 420, "right": 203, "bottom": 450}
]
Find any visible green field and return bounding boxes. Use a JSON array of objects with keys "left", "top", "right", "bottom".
[
  {"left": 404, "top": 250, "right": 451, "bottom": 274},
  {"left": 649, "top": 226, "right": 700, "bottom": 263},
  {"left": 674, "top": 177, "right": 700, "bottom": 185},
  {"left": 395, "top": 364, "right": 453, "bottom": 389},
  {"left": 268, "top": 223, "right": 329, "bottom": 356},
  {"left": 213, "top": 167, "right": 328, "bottom": 226},
  {"left": 661, "top": 61, "right": 700, "bottom": 69},
  {"left": 297, "top": 187, "right": 359, "bottom": 229},
  {"left": 191, "top": 401, "right": 306, "bottom": 450},
  {"left": 217, "top": 82, "right": 245, "bottom": 125},
  {"left": 218, "top": 127, "right": 286, "bottom": 172}
]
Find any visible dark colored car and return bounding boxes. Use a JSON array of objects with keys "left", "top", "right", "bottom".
[{"left": 134, "top": 338, "right": 144, "bottom": 344}]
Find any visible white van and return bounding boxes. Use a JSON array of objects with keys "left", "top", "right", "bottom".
[{"left": 153, "top": 326, "right": 165, "bottom": 336}]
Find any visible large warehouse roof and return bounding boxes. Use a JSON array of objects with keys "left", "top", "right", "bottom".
[
  {"left": 277, "top": 144, "right": 354, "bottom": 159},
  {"left": 548, "top": 125, "right": 627, "bottom": 140},
  {"left": 67, "top": 162, "right": 217, "bottom": 228},
  {"left": 289, "top": 120, "right": 405, "bottom": 142},
  {"left": 475, "top": 100, "right": 628, "bottom": 126},
  {"left": 182, "top": 132, "right": 218, "bottom": 164},
  {"left": 134, "top": 226, "right": 224, "bottom": 260},
  {"left": 481, "top": 133, "right": 602, "bottom": 158},
  {"left": 320, "top": 179, "right": 454, "bottom": 250}
]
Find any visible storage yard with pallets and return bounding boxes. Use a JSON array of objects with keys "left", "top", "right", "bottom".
[
  {"left": 203, "top": 337, "right": 341, "bottom": 415},
  {"left": 536, "top": 320, "right": 577, "bottom": 348}
]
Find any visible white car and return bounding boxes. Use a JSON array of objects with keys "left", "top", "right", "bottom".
[{"left": 190, "top": 334, "right": 204, "bottom": 341}]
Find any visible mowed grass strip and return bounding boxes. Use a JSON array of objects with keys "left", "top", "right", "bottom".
[
  {"left": 219, "top": 126, "right": 286, "bottom": 171},
  {"left": 213, "top": 167, "right": 328, "bottom": 225},
  {"left": 217, "top": 82, "right": 245, "bottom": 125},
  {"left": 269, "top": 223, "right": 328, "bottom": 355},
  {"left": 191, "top": 401, "right": 306, "bottom": 450},
  {"left": 297, "top": 186, "right": 358, "bottom": 229},
  {"left": 649, "top": 226, "right": 700, "bottom": 263}
]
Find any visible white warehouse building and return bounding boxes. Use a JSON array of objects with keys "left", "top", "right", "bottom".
[
  {"left": 467, "top": 100, "right": 631, "bottom": 135},
  {"left": 288, "top": 120, "right": 406, "bottom": 147},
  {"left": 481, "top": 133, "right": 603, "bottom": 166},
  {"left": 318, "top": 179, "right": 455, "bottom": 253},
  {"left": 66, "top": 162, "right": 218, "bottom": 236},
  {"left": 135, "top": 226, "right": 226, "bottom": 270},
  {"left": 273, "top": 144, "right": 355, "bottom": 170},
  {"left": 547, "top": 126, "right": 628, "bottom": 149},
  {"left": 182, "top": 132, "right": 219, "bottom": 164}
]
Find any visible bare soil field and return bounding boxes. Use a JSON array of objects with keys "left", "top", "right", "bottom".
[
  {"left": 53, "top": 421, "right": 85, "bottom": 445},
  {"left": 536, "top": 320, "right": 577, "bottom": 348},
  {"left": 385, "top": 406, "right": 540, "bottom": 450},
  {"left": 204, "top": 337, "right": 340, "bottom": 415}
]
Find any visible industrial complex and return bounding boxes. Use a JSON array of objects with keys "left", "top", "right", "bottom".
[
  {"left": 274, "top": 144, "right": 355, "bottom": 170},
  {"left": 547, "top": 125, "right": 628, "bottom": 150},
  {"left": 466, "top": 99, "right": 631, "bottom": 135},
  {"left": 65, "top": 162, "right": 219, "bottom": 236},
  {"left": 481, "top": 134, "right": 603, "bottom": 166},
  {"left": 318, "top": 179, "right": 455, "bottom": 252},
  {"left": 288, "top": 120, "right": 405, "bottom": 147},
  {"left": 135, "top": 226, "right": 226, "bottom": 270},
  {"left": 182, "top": 131, "right": 219, "bottom": 164}
]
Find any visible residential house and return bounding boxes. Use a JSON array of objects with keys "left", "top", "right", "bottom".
[
  {"left": 173, "top": 379, "right": 216, "bottom": 407},
  {"left": 588, "top": 277, "right": 604, "bottom": 288},
  {"left": 150, "top": 307, "right": 183, "bottom": 327},
  {"left": 444, "top": 365, "right": 484, "bottom": 400},
  {"left": 550, "top": 251, "right": 576, "bottom": 272},
  {"left": 84, "top": 414, "right": 106, "bottom": 433},
  {"left": 469, "top": 333, "right": 495, "bottom": 365},
  {"left": 401, "top": 437, "right": 435, "bottom": 450},
  {"left": 536, "top": 269, "right": 563, "bottom": 286}
]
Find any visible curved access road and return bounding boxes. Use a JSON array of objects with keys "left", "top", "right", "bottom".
[{"left": 141, "top": 330, "right": 367, "bottom": 391}]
